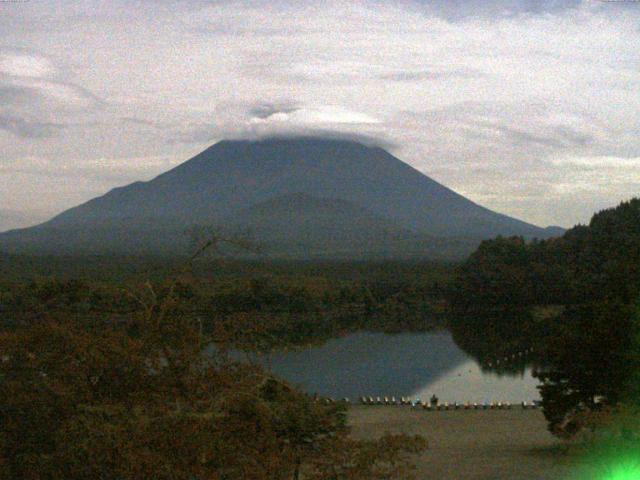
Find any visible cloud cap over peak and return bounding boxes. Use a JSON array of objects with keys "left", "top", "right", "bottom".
[{"left": 0, "top": 0, "right": 639, "bottom": 230}]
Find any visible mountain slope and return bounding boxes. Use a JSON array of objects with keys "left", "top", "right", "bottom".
[
  {"left": 0, "top": 210, "right": 41, "bottom": 232},
  {"left": 0, "top": 137, "right": 561, "bottom": 258},
  {"left": 220, "top": 192, "right": 446, "bottom": 258},
  {"left": 224, "top": 192, "right": 415, "bottom": 246}
]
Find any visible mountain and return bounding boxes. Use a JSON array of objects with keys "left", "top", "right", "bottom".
[
  {"left": 0, "top": 209, "right": 42, "bottom": 232},
  {"left": 0, "top": 137, "right": 562, "bottom": 259},
  {"left": 225, "top": 192, "right": 414, "bottom": 246},
  {"left": 541, "top": 225, "right": 567, "bottom": 237}
]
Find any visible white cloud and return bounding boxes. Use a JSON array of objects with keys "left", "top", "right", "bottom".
[
  {"left": 0, "top": 0, "right": 639, "bottom": 228},
  {"left": 551, "top": 155, "right": 640, "bottom": 169},
  {"left": 250, "top": 105, "right": 379, "bottom": 125},
  {"left": 0, "top": 52, "right": 54, "bottom": 78}
]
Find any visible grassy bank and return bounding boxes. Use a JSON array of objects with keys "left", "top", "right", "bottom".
[{"left": 348, "top": 406, "right": 572, "bottom": 480}]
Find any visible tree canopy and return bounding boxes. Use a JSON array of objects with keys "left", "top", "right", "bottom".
[
  {"left": 0, "top": 272, "right": 427, "bottom": 479},
  {"left": 448, "top": 198, "right": 640, "bottom": 436}
]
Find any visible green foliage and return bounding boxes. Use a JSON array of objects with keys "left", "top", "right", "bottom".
[
  {"left": 450, "top": 198, "right": 640, "bottom": 310},
  {"left": 626, "top": 301, "right": 640, "bottom": 408},
  {"left": 448, "top": 198, "right": 640, "bottom": 437},
  {"left": 0, "top": 260, "right": 451, "bottom": 350},
  {"left": 450, "top": 236, "right": 533, "bottom": 309},
  {"left": 0, "top": 280, "right": 426, "bottom": 479},
  {"left": 534, "top": 303, "right": 636, "bottom": 436},
  {"left": 448, "top": 306, "right": 537, "bottom": 371}
]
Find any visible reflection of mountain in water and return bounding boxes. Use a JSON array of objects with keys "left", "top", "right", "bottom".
[
  {"left": 413, "top": 361, "right": 540, "bottom": 403},
  {"left": 252, "top": 331, "right": 468, "bottom": 398}
]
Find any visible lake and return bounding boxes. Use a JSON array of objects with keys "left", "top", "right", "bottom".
[{"left": 250, "top": 331, "right": 541, "bottom": 403}]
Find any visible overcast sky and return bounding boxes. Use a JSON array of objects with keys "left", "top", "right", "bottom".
[{"left": 1, "top": 0, "right": 639, "bottom": 230}]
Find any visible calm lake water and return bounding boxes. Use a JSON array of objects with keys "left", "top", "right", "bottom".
[{"left": 250, "top": 331, "right": 540, "bottom": 403}]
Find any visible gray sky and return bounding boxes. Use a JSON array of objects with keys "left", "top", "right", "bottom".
[{"left": 1, "top": 0, "right": 639, "bottom": 231}]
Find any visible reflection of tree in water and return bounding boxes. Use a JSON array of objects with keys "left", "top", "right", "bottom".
[
  {"left": 448, "top": 307, "right": 540, "bottom": 377},
  {"left": 258, "top": 331, "right": 469, "bottom": 399}
]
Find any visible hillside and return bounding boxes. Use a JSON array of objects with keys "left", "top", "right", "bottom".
[
  {"left": 0, "top": 209, "right": 40, "bottom": 232},
  {"left": 0, "top": 137, "right": 561, "bottom": 258}
]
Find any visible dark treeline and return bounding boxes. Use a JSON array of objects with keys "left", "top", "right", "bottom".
[
  {"left": 448, "top": 198, "right": 640, "bottom": 437},
  {"left": 0, "top": 252, "right": 441, "bottom": 478},
  {"left": 451, "top": 198, "right": 640, "bottom": 309},
  {"left": 0, "top": 253, "right": 454, "bottom": 285},
  {"left": 0, "top": 268, "right": 428, "bottom": 479},
  {"left": 0, "top": 259, "right": 452, "bottom": 350}
]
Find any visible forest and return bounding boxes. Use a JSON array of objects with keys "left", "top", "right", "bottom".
[
  {"left": 0, "top": 258, "right": 451, "bottom": 350},
  {"left": 448, "top": 198, "right": 640, "bottom": 439},
  {"left": 0, "top": 256, "right": 445, "bottom": 479},
  {"left": 1, "top": 199, "right": 638, "bottom": 477}
]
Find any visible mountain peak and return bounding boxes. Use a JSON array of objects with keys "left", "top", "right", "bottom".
[
  {"left": 217, "top": 135, "right": 384, "bottom": 149},
  {"left": 0, "top": 136, "right": 562, "bottom": 258},
  {"left": 193, "top": 135, "right": 383, "bottom": 164}
]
